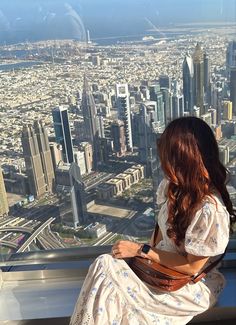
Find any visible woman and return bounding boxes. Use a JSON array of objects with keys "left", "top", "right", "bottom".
[{"left": 70, "top": 117, "right": 235, "bottom": 325}]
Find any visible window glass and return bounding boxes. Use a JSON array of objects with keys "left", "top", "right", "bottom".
[{"left": 0, "top": 0, "right": 236, "bottom": 265}]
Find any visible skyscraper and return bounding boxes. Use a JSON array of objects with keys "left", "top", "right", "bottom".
[
  {"left": 223, "top": 101, "right": 233, "bottom": 120},
  {"left": 52, "top": 106, "right": 74, "bottom": 164},
  {"left": 21, "top": 125, "right": 47, "bottom": 197},
  {"left": 34, "top": 121, "right": 55, "bottom": 193},
  {"left": 49, "top": 142, "right": 63, "bottom": 172},
  {"left": 193, "top": 43, "right": 205, "bottom": 115},
  {"left": 204, "top": 52, "right": 210, "bottom": 105},
  {"left": 149, "top": 84, "right": 165, "bottom": 126},
  {"left": 226, "top": 41, "right": 236, "bottom": 77},
  {"left": 111, "top": 120, "right": 127, "bottom": 157},
  {"left": 183, "top": 54, "right": 194, "bottom": 114},
  {"left": 161, "top": 88, "right": 172, "bottom": 125},
  {"left": 172, "top": 93, "right": 184, "bottom": 119},
  {"left": 159, "top": 75, "right": 171, "bottom": 90},
  {"left": 79, "top": 142, "right": 93, "bottom": 174},
  {"left": 0, "top": 167, "right": 9, "bottom": 217},
  {"left": 116, "top": 84, "right": 133, "bottom": 151},
  {"left": 69, "top": 163, "right": 87, "bottom": 227},
  {"left": 230, "top": 68, "right": 236, "bottom": 116},
  {"left": 81, "top": 75, "right": 100, "bottom": 168},
  {"left": 137, "top": 104, "right": 154, "bottom": 165}
]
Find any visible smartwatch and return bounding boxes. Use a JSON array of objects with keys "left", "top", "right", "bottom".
[{"left": 138, "top": 244, "right": 151, "bottom": 256}]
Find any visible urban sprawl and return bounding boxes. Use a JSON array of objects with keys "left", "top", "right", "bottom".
[{"left": 1, "top": 23, "right": 236, "bottom": 254}]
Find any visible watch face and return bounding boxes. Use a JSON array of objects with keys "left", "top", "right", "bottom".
[{"left": 142, "top": 244, "right": 151, "bottom": 254}]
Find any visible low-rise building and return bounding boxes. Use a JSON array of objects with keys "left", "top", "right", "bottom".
[
  {"left": 115, "top": 173, "right": 132, "bottom": 190},
  {"left": 97, "top": 183, "right": 115, "bottom": 200},
  {"left": 106, "top": 178, "right": 123, "bottom": 196},
  {"left": 84, "top": 222, "right": 107, "bottom": 238}
]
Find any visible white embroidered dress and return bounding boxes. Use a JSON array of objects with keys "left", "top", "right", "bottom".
[{"left": 70, "top": 179, "right": 230, "bottom": 325}]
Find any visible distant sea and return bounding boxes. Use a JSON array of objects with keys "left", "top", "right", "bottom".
[
  {"left": 0, "top": 61, "right": 43, "bottom": 71},
  {"left": 92, "top": 30, "right": 198, "bottom": 46}
]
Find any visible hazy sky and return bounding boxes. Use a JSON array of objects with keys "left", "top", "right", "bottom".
[{"left": 0, "top": 0, "right": 235, "bottom": 42}]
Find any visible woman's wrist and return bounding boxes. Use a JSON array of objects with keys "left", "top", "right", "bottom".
[{"left": 136, "top": 243, "right": 153, "bottom": 258}]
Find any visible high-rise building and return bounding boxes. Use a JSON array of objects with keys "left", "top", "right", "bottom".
[
  {"left": 172, "top": 93, "right": 184, "bottom": 119},
  {"left": 74, "top": 149, "right": 87, "bottom": 176},
  {"left": 193, "top": 43, "right": 205, "bottom": 115},
  {"left": 201, "top": 112, "right": 212, "bottom": 127},
  {"left": 81, "top": 76, "right": 100, "bottom": 168},
  {"left": 49, "top": 142, "right": 63, "bottom": 172},
  {"left": 97, "top": 115, "right": 105, "bottom": 138},
  {"left": 183, "top": 54, "right": 194, "bottom": 114},
  {"left": 111, "top": 120, "right": 127, "bottom": 157},
  {"left": 116, "top": 84, "right": 133, "bottom": 151},
  {"left": 161, "top": 88, "right": 172, "bottom": 125},
  {"left": 79, "top": 142, "right": 93, "bottom": 174},
  {"left": 159, "top": 75, "right": 171, "bottom": 90},
  {"left": 226, "top": 41, "right": 236, "bottom": 77},
  {"left": 69, "top": 163, "right": 87, "bottom": 227},
  {"left": 223, "top": 101, "right": 233, "bottom": 120},
  {"left": 137, "top": 104, "right": 153, "bottom": 165},
  {"left": 52, "top": 106, "right": 74, "bottom": 164},
  {"left": 34, "top": 121, "right": 55, "bottom": 193},
  {"left": 230, "top": 68, "right": 236, "bottom": 116},
  {"left": 149, "top": 84, "right": 165, "bottom": 126},
  {"left": 204, "top": 53, "right": 210, "bottom": 105},
  {"left": 208, "top": 108, "right": 217, "bottom": 125},
  {"left": 21, "top": 125, "right": 47, "bottom": 197},
  {"left": 0, "top": 167, "right": 9, "bottom": 217},
  {"left": 98, "top": 138, "right": 110, "bottom": 165}
]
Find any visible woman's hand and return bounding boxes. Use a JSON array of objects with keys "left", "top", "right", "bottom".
[{"left": 111, "top": 240, "right": 141, "bottom": 259}]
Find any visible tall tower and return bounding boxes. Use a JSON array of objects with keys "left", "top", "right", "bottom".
[
  {"left": 161, "top": 88, "right": 172, "bottom": 125},
  {"left": 21, "top": 125, "right": 47, "bottom": 197},
  {"left": 226, "top": 41, "right": 236, "bottom": 77},
  {"left": 204, "top": 52, "right": 210, "bottom": 105},
  {"left": 223, "top": 101, "right": 233, "bottom": 120},
  {"left": 116, "top": 84, "right": 133, "bottom": 151},
  {"left": 183, "top": 54, "right": 194, "bottom": 114},
  {"left": 193, "top": 43, "right": 205, "bottom": 115},
  {"left": 111, "top": 120, "right": 127, "bottom": 157},
  {"left": 137, "top": 104, "right": 154, "bottom": 165},
  {"left": 0, "top": 167, "right": 9, "bottom": 217},
  {"left": 81, "top": 76, "right": 99, "bottom": 168},
  {"left": 69, "top": 163, "right": 87, "bottom": 228},
  {"left": 34, "top": 121, "right": 55, "bottom": 193},
  {"left": 79, "top": 142, "right": 93, "bottom": 174},
  {"left": 149, "top": 83, "right": 165, "bottom": 126},
  {"left": 52, "top": 106, "right": 74, "bottom": 164},
  {"left": 172, "top": 93, "right": 184, "bottom": 119},
  {"left": 230, "top": 68, "right": 236, "bottom": 116}
]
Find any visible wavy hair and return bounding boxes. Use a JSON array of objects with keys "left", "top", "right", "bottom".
[{"left": 158, "top": 117, "right": 236, "bottom": 246}]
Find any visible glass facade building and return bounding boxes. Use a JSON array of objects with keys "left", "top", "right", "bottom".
[{"left": 52, "top": 107, "right": 74, "bottom": 164}]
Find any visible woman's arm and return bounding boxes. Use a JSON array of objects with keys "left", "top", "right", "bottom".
[
  {"left": 149, "top": 228, "right": 163, "bottom": 246},
  {"left": 146, "top": 248, "right": 209, "bottom": 276},
  {"left": 112, "top": 240, "right": 209, "bottom": 276}
]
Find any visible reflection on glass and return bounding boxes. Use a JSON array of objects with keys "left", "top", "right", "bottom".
[{"left": 0, "top": 1, "right": 235, "bottom": 263}]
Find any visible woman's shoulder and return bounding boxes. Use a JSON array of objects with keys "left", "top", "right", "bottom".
[
  {"left": 201, "top": 192, "right": 229, "bottom": 216},
  {"left": 187, "top": 193, "right": 230, "bottom": 236},
  {"left": 185, "top": 193, "right": 230, "bottom": 256}
]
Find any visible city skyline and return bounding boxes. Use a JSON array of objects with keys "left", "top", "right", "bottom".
[{"left": 1, "top": 5, "right": 236, "bottom": 254}]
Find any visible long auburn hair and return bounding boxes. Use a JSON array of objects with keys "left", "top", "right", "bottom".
[{"left": 158, "top": 116, "right": 236, "bottom": 246}]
